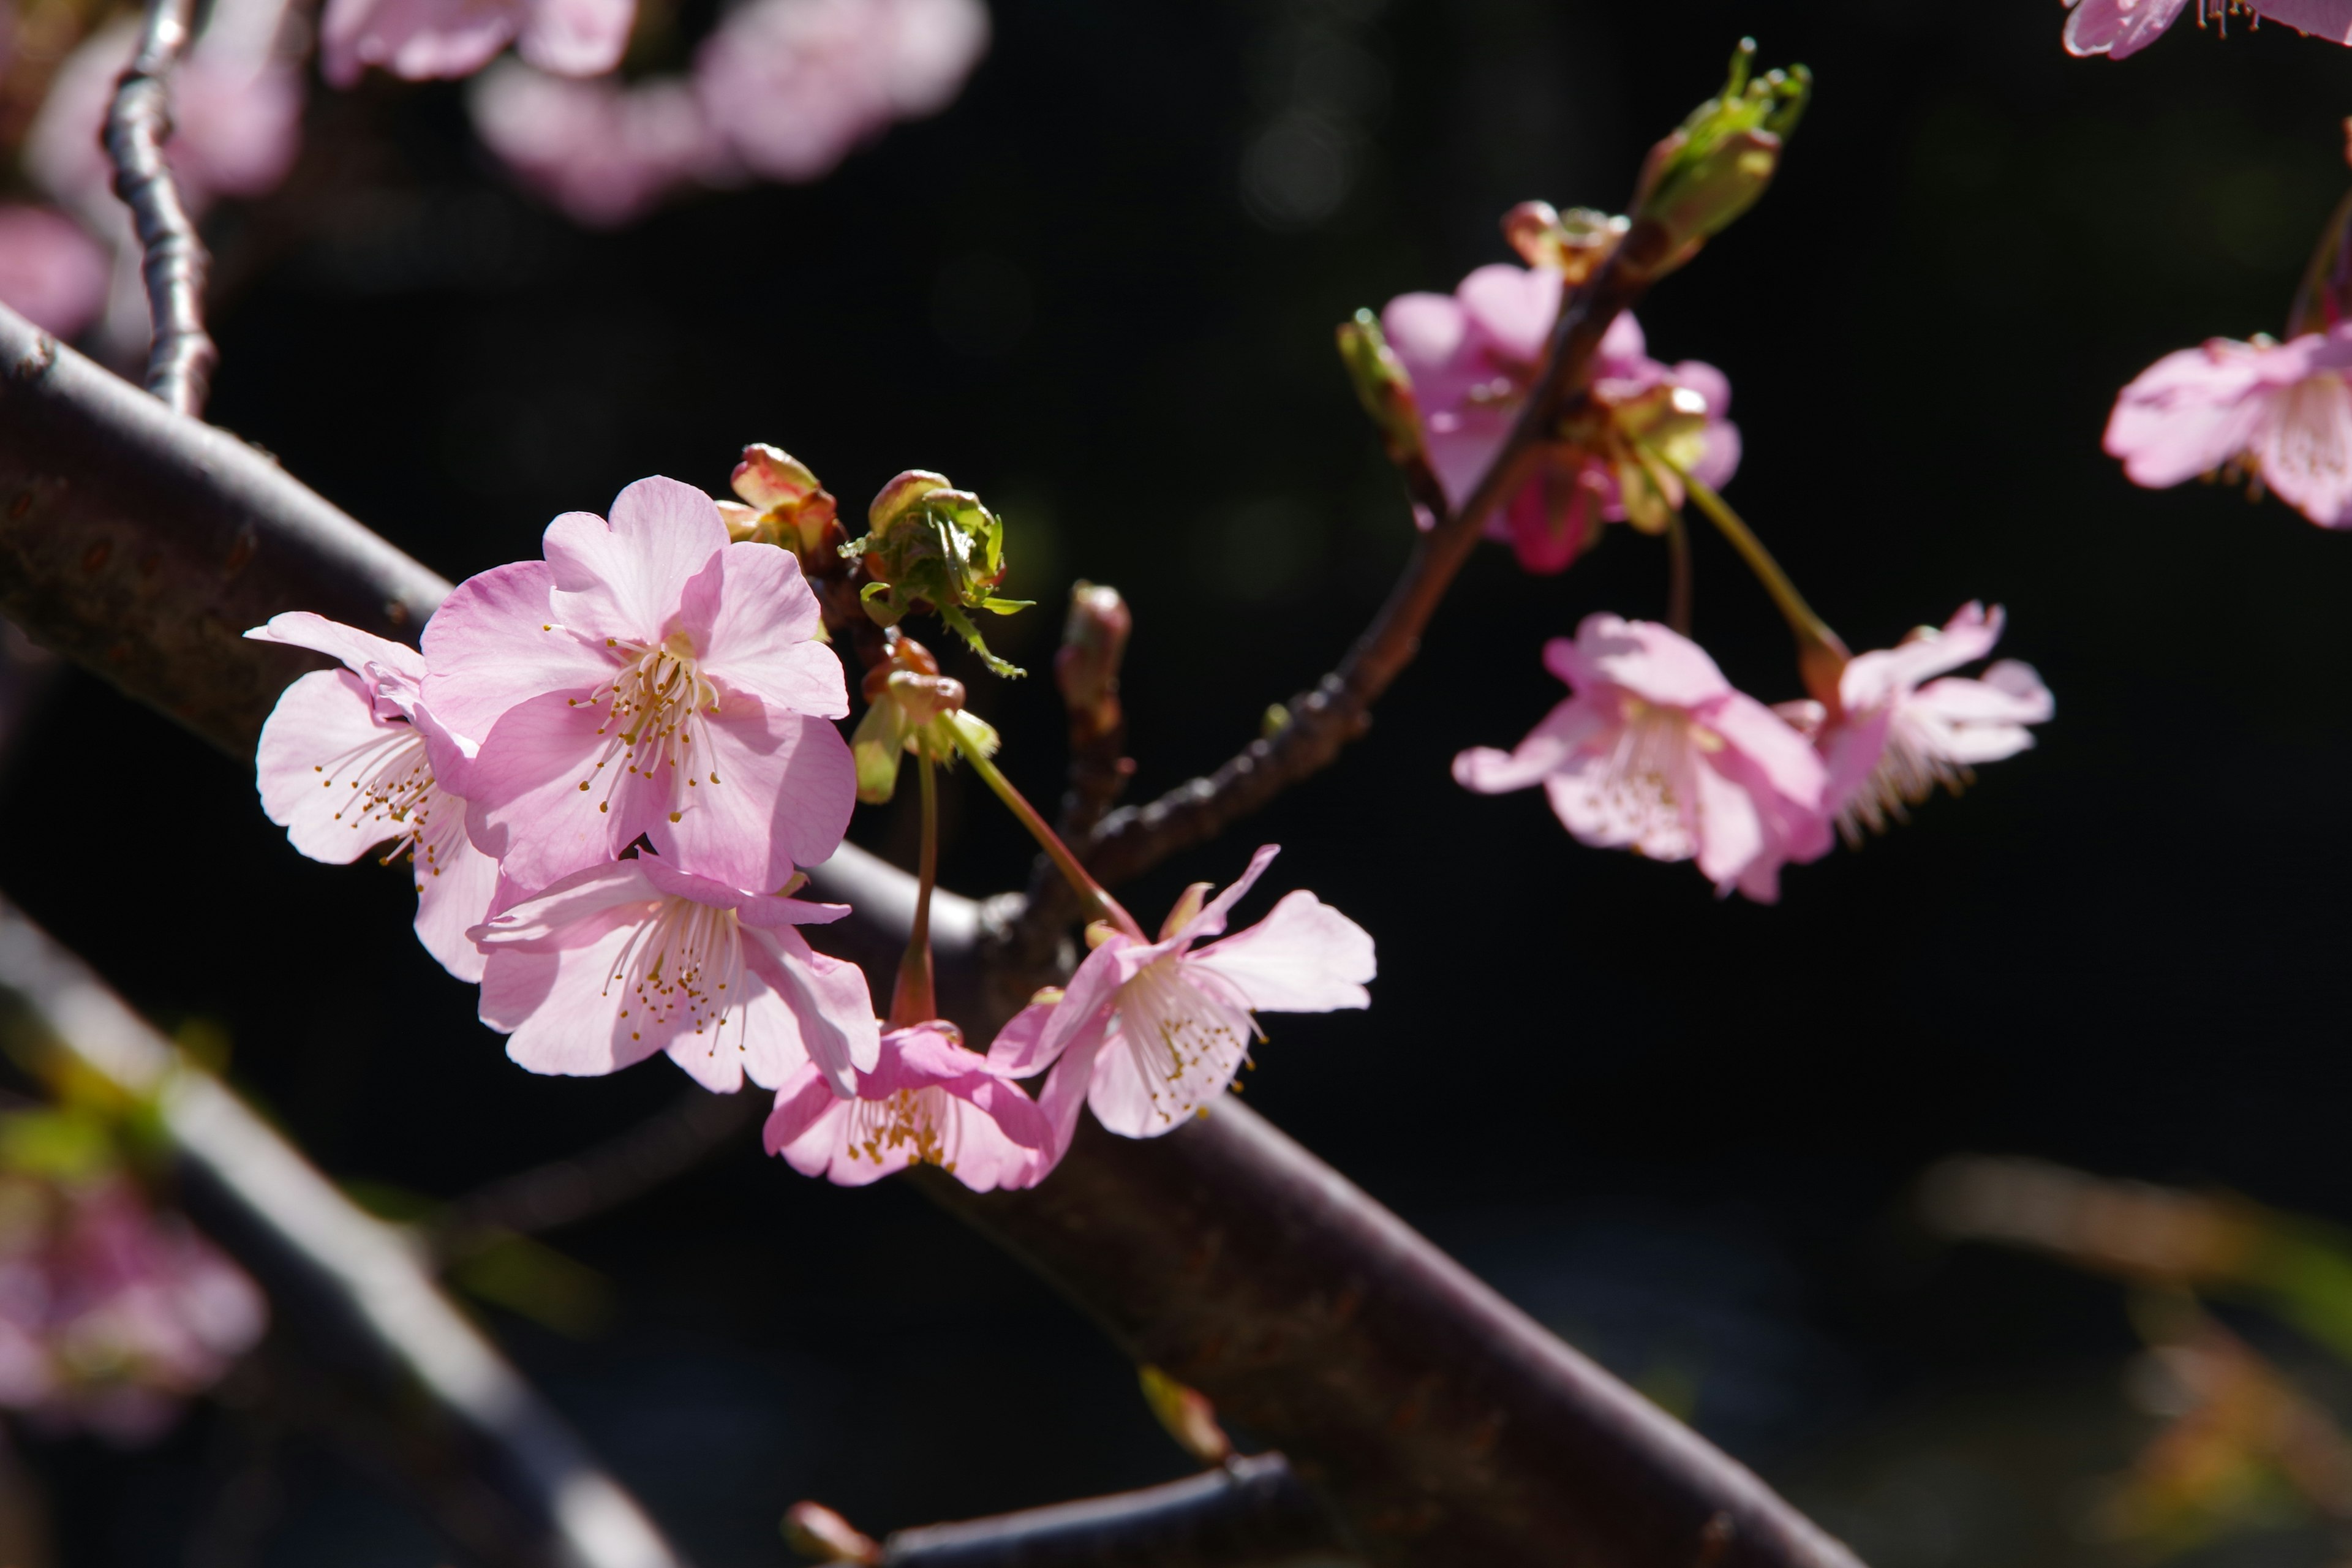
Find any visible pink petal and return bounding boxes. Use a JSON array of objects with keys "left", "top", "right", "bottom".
[
  {"left": 2251, "top": 0, "right": 2352, "bottom": 42},
  {"left": 409, "top": 811, "right": 505, "bottom": 982},
  {"left": 246, "top": 611, "right": 428, "bottom": 691},
  {"left": 763, "top": 1067, "right": 851, "bottom": 1174},
  {"left": 687, "top": 543, "right": 845, "bottom": 717},
  {"left": 1031, "top": 937, "right": 1133, "bottom": 1071},
  {"left": 2104, "top": 342, "right": 2274, "bottom": 488},
  {"left": 1172, "top": 843, "right": 1283, "bottom": 948},
  {"left": 254, "top": 669, "right": 426, "bottom": 863},
  {"left": 1380, "top": 290, "right": 1468, "bottom": 372},
  {"left": 483, "top": 922, "right": 666, "bottom": 1078},
  {"left": 420, "top": 560, "right": 608, "bottom": 742},
  {"left": 515, "top": 0, "right": 633, "bottom": 75},
  {"left": 320, "top": 0, "right": 521, "bottom": 85},
  {"left": 0, "top": 208, "right": 108, "bottom": 339},
  {"left": 1839, "top": 603, "right": 2005, "bottom": 712},
  {"left": 464, "top": 690, "right": 660, "bottom": 890},
  {"left": 1698, "top": 691, "right": 1830, "bottom": 811},
  {"left": 986, "top": 1000, "right": 1058, "bottom": 1078},
  {"left": 2250, "top": 370, "right": 2352, "bottom": 526},
  {"left": 2064, "top": 0, "right": 2192, "bottom": 56},
  {"left": 1451, "top": 696, "right": 1608, "bottom": 796},
  {"left": 470, "top": 857, "right": 662, "bottom": 951},
  {"left": 1186, "top": 889, "right": 1374, "bottom": 1014},
  {"left": 1547, "top": 616, "right": 1732, "bottom": 710},
  {"left": 742, "top": 925, "right": 878, "bottom": 1093},
  {"left": 1457, "top": 263, "right": 1562, "bottom": 366},
  {"left": 649, "top": 704, "right": 856, "bottom": 891},
  {"left": 1689, "top": 759, "right": 1767, "bottom": 896},
  {"left": 543, "top": 477, "right": 729, "bottom": 644}
]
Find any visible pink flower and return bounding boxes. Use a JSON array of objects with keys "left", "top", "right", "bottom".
[
  {"left": 1452, "top": 616, "right": 1831, "bottom": 902},
  {"left": 1781, "top": 605, "right": 2054, "bottom": 846},
  {"left": 763, "top": 1022, "right": 1052, "bottom": 1191},
  {"left": 472, "top": 852, "right": 880, "bottom": 1094},
  {"left": 467, "top": 62, "right": 734, "bottom": 228},
  {"left": 0, "top": 207, "right": 108, "bottom": 339},
  {"left": 0, "top": 1175, "right": 264, "bottom": 1446},
  {"left": 1381, "top": 263, "right": 1738, "bottom": 573},
  {"left": 2104, "top": 325, "right": 2352, "bottom": 527},
  {"left": 421, "top": 475, "right": 855, "bottom": 896},
  {"left": 320, "top": 0, "right": 632, "bottom": 86},
  {"left": 2064, "top": 0, "right": 2352, "bottom": 58},
  {"left": 247, "top": 612, "right": 503, "bottom": 982},
  {"left": 696, "top": 0, "right": 990, "bottom": 184},
  {"left": 989, "top": 846, "right": 1375, "bottom": 1143}
]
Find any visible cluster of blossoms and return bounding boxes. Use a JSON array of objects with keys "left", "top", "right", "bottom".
[
  {"left": 252, "top": 464, "right": 1376, "bottom": 1191},
  {"left": 0, "top": 1170, "right": 264, "bottom": 1444},
  {"left": 0, "top": 0, "right": 987, "bottom": 339}
]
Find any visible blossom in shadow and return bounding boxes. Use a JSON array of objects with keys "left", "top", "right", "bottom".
[
  {"left": 1381, "top": 263, "right": 1738, "bottom": 573},
  {"left": 2105, "top": 325, "right": 2352, "bottom": 527},
  {"left": 988, "top": 845, "right": 1374, "bottom": 1147},
  {"left": 473, "top": 853, "right": 880, "bottom": 1094},
  {"left": 764, "top": 1022, "right": 1051, "bottom": 1191},
  {"left": 1453, "top": 615, "right": 1830, "bottom": 902},
  {"left": 0, "top": 207, "right": 109, "bottom": 338},
  {"left": 247, "top": 612, "right": 502, "bottom": 982},
  {"left": 322, "top": 0, "right": 632, "bottom": 86},
  {"left": 421, "top": 475, "right": 854, "bottom": 895}
]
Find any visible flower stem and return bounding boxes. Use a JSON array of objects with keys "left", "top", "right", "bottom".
[
  {"left": 886, "top": 741, "right": 938, "bottom": 1028},
  {"left": 1651, "top": 448, "right": 1850, "bottom": 706},
  {"left": 944, "top": 722, "right": 1146, "bottom": 941},
  {"left": 1665, "top": 511, "right": 1692, "bottom": 638}
]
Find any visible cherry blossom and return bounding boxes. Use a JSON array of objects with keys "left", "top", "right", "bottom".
[
  {"left": 0, "top": 1176, "right": 265, "bottom": 1445},
  {"left": 763, "top": 1022, "right": 1052, "bottom": 1191},
  {"left": 321, "top": 0, "right": 632, "bottom": 87},
  {"left": 472, "top": 853, "right": 880, "bottom": 1095},
  {"left": 421, "top": 475, "right": 855, "bottom": 896},
  {"left": 987, "top": 846, "right": 1375, "bottom": 1142},
  {"left": 467, "top": 63, "right": 734, "bottom": 228},
  {"left": 0, "top": 207, "right": 109, "bottom": 339},
  {"left": 1779, "top": 605, "right": 2055, "bottom": 847},
  {"left": 1452, "top": 616, "right": 1831, "bottom": 902},
  {"left": 697, "top": 0, "right": 990, "bottom": 184},
  {"left": 247, "top": 612, "right": 502, "bottom": 982},
  {"left": 2064, "top": 0, "right": 2352, "bottom": 59},
  {"left": 2104, "top": 326, "right": 2352, "bottom": 527},
  {"left": 1380, "top": 264, "right": 1738, "bottom": 573}
]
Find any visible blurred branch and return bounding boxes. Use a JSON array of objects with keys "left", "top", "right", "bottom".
[
  {"left": 0, "top": 894, "right": 691, "bottom": 1568},
  {"left": 788, "top": 1453, "right": 1349, "bottom": 1567},
  {"left": 429, "top": 1088, "right": 760, "bottom": 1265},
  {"left": 0, "top": 300, "right": 1865, "bottom": 1568},
  {"left": 1074, "top": 243, "right": 1657, "bottom": 894},
  {"left": 104, "top": 0, "right": 216, "bottom": 417}
]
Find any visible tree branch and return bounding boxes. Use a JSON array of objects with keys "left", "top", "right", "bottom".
[
  {"left": 792, "top": 1453, "right": 1351, "bottom": 1567},
  {"left": 105, "top": 0, "right": 217, "bottom": 417},
  {"left": 1077, "top": 242, "right": 1657, "bottom": 893},
  {"left": 0, "top": 894, "right": 690, "bottom": 1568},
  {"left": 0, "top": 300, "right": 1868, "bottom": 1568}
]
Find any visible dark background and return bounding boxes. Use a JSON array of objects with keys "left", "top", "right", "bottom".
[{"left": 9, "top": 0, "right": 2352, "bottom": 1562}]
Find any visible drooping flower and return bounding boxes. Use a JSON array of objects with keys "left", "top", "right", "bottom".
[
  {"left": 1452, "top": 615, "right": 1831, "bottom": 902},
  {"left": 2063, "top": 0, "right": 2352, "bottom": 59},
  {"left": 472, "top": 852, "right": 880, "bottom": 1095},
  {"left": 1778, "top": 605, "right": 2054, "bottom": 847},
  {"left": 320, "top": 0, "right": 632, "bottom": 87},
  {"left": 0, "top": 1174, "right": 265, "bottom": 1445},
  {"left": 467, "top": 62, "right": 736, "bottom": 228},
  {"left": 421, "top": 475, "right": 856, "bottom": 896},
  {"left": 987, "top": 846, "right": 1374, "bottom": 1144},
  {"left": 247, "top": 612, "right": 502, "bottom": 982},
  {"left": 763, "top": 1022, "right": 1052, "bottom": 1191},
  {"left": 696, "top": 0, "right": 990, "bottom": 185},
  {"left": 1380, "top": 263, "right": 1738, "bottom": 573},
  {"left": 2103, "top": 326, "right": 2352, "bottom": 527},
  {"left": 0, "top": 208, "right": 109, "bottom": 339}
]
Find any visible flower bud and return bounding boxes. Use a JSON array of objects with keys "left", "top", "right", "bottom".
[
  {"left": 842, "top": 471, "right": 1033, "bottom": 677},
  {"left": 1138, "top": 1364, "right": 1234, "bottom": 1466},
  {"left": 849, "top": 636, "right": 969, "bottom": 804},
  {"left": 1054, "top": 580, "right": 1131, "bottom": 737},
  {"left": 1335, "top": 308, "right": 1428, "bottom": 469},
  {"left": 1627, "top": 39, "right": 1809, "bottom": 280},
  {"left": 722, "top": 445, "right": 844, "bottom": 573},
  {"left": 1503, "top": 201, "right": 1630, "bottom": 284}
]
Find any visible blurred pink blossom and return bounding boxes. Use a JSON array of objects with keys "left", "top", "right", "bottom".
[
  {"left": 0, "top": 207, "right": 110, "bottom": 337},
  {"left": 246, "top": 612, "right": 502, "bottom": 982},
  {"left": 988, "top": 845, "right": 1375, "bottom": 1145},
  {"left": 764, "top": 1022, "right": 1051, "bottom": 1191},
  {"left": 420, "top": 475, "right": 854, "bottom": 897},
  {"left": 473, "top": 853, "right": 881, "bottom": 1094},
  {"left": 1779, "top": 605, "right": 2054, "bottom": 846},
  {"left": 2103, "top": 325, "right": 2352, "bottom": 527},
  {"left": 1381, "top": 264, "right": 1739, "bottom": 573},
  {"left": 0, "top": 1177, "right": 264, "bottom": 1446},
  {"left": 468, "top": 63, "right": 732, "bottom": 228},
  {"left": 696, "top": 0, "right": 990, "bottom": 183},
  {"left": 1452, "top": 616, "right": 1831, "bottom": 902},
  {"left": 2064, "top": 0, "right": 2352, "bottom": 58},
  {"left": 322, "top": 0, "right": 632, "bottom": 86}
]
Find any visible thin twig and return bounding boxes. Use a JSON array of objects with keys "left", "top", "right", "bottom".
[
  {"left": 791, "top": 1453, "right": 1352, "bottom": 1567},
  {"left": 105, "top": 0, "right": 216, "bottom": 418},
  {"left": 0, "top": 894, "right": 690, "bottom": 1568},
  {"left": 1076, "top": 240, "right": 1660, "bottom": 894}
]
